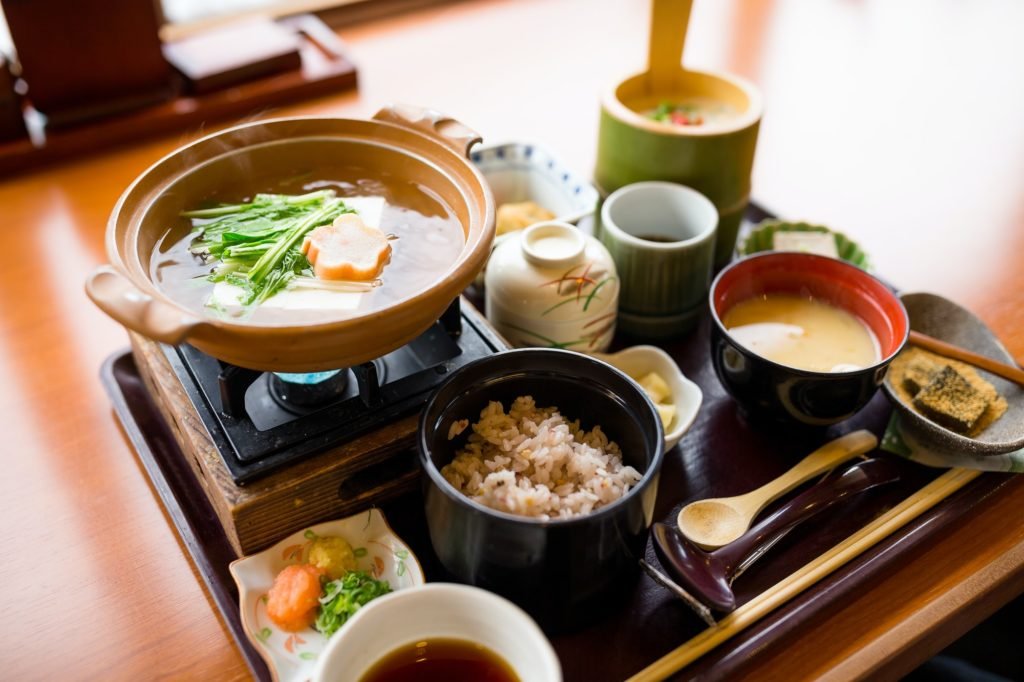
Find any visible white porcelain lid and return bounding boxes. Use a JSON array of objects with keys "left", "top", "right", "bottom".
[{"left": 486, "top": 221, "right": 619, "bottom": 322}]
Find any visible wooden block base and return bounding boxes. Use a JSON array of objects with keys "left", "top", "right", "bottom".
[{"left": 129, "top": 332, "right": 421, "bottom": 555}]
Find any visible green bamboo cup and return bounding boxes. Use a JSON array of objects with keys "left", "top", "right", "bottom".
[
  {"left": 596, "top": 70, "right": 761, "bottom": 269},
  {"left": 594, "top": 0, "right": 762, "bottom": 268}
]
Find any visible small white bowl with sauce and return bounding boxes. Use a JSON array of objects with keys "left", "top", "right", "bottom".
[
  {"left": 312, "top": 583, "right": 562, "bottom": 682},
  {"left": 485, "top": 221, "right": 619, "bottom": 354}
]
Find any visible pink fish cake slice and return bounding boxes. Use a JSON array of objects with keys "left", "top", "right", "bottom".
[{"left": 301, "top": 213, "right": 392, "bottom": 281}]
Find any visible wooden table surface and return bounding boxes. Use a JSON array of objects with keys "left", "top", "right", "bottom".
[{"left": 3, "top": 1, "right": 1023, "bottom": 679}]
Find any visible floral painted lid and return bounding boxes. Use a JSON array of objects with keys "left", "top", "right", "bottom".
[{"left": 485, "top": 221, "right": 619, "bottom": 352}]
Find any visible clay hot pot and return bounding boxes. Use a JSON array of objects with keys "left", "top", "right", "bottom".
[{"left": 85, "top": 106, "right": 495, "bottom": 372}]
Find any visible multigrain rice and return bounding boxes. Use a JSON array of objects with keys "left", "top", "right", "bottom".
[{"left": 440, "top": 396, "right": 642, "bottom": 519}]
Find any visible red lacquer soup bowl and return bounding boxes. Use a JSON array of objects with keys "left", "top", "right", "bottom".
[{"left": 709, "top": 252, "right": 909, "bottom": 426}]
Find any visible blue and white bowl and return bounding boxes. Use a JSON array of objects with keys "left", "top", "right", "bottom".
[
  {"left": 471, "top": 142, "right": 599, "bottom": 288},
  {"left": 471, "top": 142, "right": 598, "bottom": 225}
]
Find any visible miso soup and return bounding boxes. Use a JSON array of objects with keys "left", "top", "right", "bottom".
[{"left": 722, "top": 294, "right": 880, "bottom": 372}]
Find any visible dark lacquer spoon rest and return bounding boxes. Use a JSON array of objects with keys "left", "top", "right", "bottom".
[{"left": 651, "top": 457, "right": 900, "bottom": 615}]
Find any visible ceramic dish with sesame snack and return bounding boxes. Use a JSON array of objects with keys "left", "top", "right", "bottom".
[
  {"left": 882, "top": 292, "right": 1024, "bottom": 455},
  {"left": 228, "top": 509, "right": 424, "bottom": 682}
]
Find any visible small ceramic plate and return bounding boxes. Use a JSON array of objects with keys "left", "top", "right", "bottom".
[
  {"left": 228, "top": 509, "right": 425, "bottom": 682},
  {"left": 738, "top": 219, "right": 871, "bottom": 270},
  {"left": 882, "top": 292, "right": 1024, "bottom": 455},
  {"left": 592, "top": 345, "right": 703, "bottom": 450}
]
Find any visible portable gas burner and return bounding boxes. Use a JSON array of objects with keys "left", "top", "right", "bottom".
[
  {"left": 166, "top": 298, "right": 500, "bottom": 483},
  {"left": 129, "top": 297, "right": 507, "bottom": 554}
]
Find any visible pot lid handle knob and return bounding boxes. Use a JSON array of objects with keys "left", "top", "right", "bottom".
[{"left": 373, "top": 104, "right": 482, "bottom": 158}]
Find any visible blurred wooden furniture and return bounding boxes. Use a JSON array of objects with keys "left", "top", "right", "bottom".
[
  {"left": 1, "top": 1, "right": 1022, "bottom": 680},
  {"left": 0, "top": 15, "right": 356, "bottom": 175},
  {"left": 163, "top": 17, "right": 303, "bottom": 94},
  {"left": 0, "top": 55, "right": 26, "bottom": 142},
  {"left": 3, "top": 0, "right": 175, "bottom": 125}
]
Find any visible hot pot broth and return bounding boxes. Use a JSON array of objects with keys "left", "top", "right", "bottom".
[{"left": 151, "top": 167, "right": 465, "bottom": 325}]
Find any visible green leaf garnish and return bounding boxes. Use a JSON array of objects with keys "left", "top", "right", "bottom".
[{"left": 313, "top": 571, "right": 391, "bottom": 637}]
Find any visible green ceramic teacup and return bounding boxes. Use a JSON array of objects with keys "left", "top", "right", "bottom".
[
  {"left": 600, "top": 181, "right": 717, "bottom": 339},
  {"left": 595, "top": 69, "right": 762, "bottom": 268}
]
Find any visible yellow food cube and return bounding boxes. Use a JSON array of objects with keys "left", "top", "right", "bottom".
[
  {"left": 655, "top": 402, "right": 677, "bottom": 429},
  {"left": 637, "top": 372, "right": 672, "bottom": 404}
]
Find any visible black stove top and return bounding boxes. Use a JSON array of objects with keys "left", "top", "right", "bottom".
[{"left": 164, "top": 298, "right": 505, "bottom": 484}]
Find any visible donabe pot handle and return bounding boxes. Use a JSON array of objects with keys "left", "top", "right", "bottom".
[
  {"left": 373, "top": 104, "right": 482, "bottom": 158},
  {"left": 85, "top": 265, "right": 200, "bottom": 345}
]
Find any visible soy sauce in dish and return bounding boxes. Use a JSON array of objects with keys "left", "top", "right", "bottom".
[{"left": 359, "top": 638, "right": 519, "bottom": 682}]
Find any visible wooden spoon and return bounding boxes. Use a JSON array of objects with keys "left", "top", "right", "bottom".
[
  {"left": 908, "top": 330, "right": 1024, "bottom": 387},
  {"left": 677, "top": 430, "right": 878, "bottom": 549},
  {"left": 648, "top": 0, "right": 694, "bottom": 95}
]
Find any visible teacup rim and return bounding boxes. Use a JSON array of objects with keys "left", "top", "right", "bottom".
[{"left": 601, "top": 181, "right": 718, "bottom": 250}]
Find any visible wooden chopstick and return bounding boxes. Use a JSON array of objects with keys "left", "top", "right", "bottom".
[
  {"left": 627, "top": 468, "right": 982, "bottom": 682},
  {"left": 908, "top": 330, "right": 1024, "bottom": 387}
]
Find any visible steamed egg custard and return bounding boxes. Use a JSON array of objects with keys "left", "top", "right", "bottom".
[
  {"left": 646, "top": 98, "right": 739, "bottom": 127},
  {"left": 722, "top": 294, "right": 881, "bottom": 373}
]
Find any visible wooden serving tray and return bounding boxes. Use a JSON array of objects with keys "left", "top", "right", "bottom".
[{"left": 101, "top": 321, "right": 1013, "bottom": 681}]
